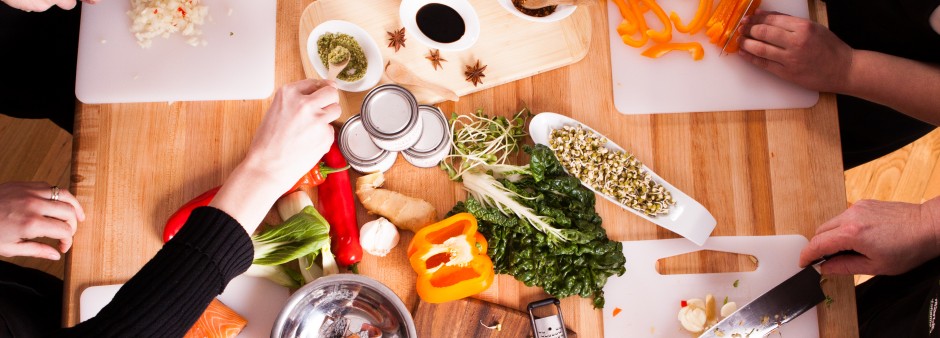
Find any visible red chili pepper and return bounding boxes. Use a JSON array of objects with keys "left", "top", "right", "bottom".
[
  {"left": 681, "top": 300, "right": 688, "bottom": 308},
  {"left": 285, "top": 162, "right": 349, "bottom": 195},
  {"left": 163, "top": 186, "right": 220, "bottom": 243},
  {"left": 317, "top": 139, "right": 363, "bottom": 270}
]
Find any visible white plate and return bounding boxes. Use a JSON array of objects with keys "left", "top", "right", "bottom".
[
  {"left": 307, "top": 20, "right": 383, "bottom": 92},
  {"left": 399, "top": 0, "right": 481, "bottom": 51},
  {"left": 529, "top": 113, "right": 717, "bottom": 245},
  {"left": 496, "top": 0, "right": 576, "bottom": 23}
]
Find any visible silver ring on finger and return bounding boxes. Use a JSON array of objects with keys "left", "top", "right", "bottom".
[{"left": 50, "top": 186, "right": 60, "bottom": 202}]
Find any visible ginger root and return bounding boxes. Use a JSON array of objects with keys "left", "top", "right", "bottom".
[{"left": 355, "top": 172, "right": 437, "bottom": 232}]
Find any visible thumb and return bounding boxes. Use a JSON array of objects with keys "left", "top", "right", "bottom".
[
  {"left": 819, "top": 254, "right": 871, "bottom": 275},
  {"left": 14, "top": 241, "right": 62, "bottom": 260}
]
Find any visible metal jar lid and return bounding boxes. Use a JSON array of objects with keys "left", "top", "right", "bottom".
[
  {"left": 403, "top": 105, "right": 451, "bottom": 161},
  {"left": 339, "top": 115, "right": 395, "bottom": 169},
  {"left": 360, "top": 84, "right": 420, "bottom": 142}
]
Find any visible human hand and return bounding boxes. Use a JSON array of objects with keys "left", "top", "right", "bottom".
[
  {"left": 737, "top": 10, "right": 855, "bottom": 93},
  {"left": 799, "top": 199, "right": 940, "bottom": 276},
  {"left": 210, "top": 79, "right": 340, "bottom": 230},
  {"left": 2, "top": 0, "right": 75, "bottom": 11},
  {"left": 0, "top": 182, "right": 85, "bottom": 260},
  {"left": 240, "top": 79, "right": 341, "bottom": 191}
]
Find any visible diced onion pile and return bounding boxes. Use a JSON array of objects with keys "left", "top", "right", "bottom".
[{"left": 128, "top": 0, "right": 209, "bottom": 48}]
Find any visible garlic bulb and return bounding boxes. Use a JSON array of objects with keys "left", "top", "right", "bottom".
[{"left": 360, "top": 217, "right": 400, "bottom": 257}]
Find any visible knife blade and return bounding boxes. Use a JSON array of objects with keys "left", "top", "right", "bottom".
[
  {"left": 697, "top": 251, "right": 854, "bottom": 338},
  {"left": 719, "top": 0, "right": 756, "bottom": 56},
  {"left": 697, "top": 265, "right": 823, "bottom": 337}
]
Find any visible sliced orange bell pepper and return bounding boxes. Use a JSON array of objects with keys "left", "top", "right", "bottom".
[
  {"left": 670, "top": 0, "right": 710, "bottom": 33},
  {"left": 638, "top": 0, "right": 671, "bottom": 43},
  {"left": 706, "top": 0, "right": 735, "bottom": 29},
  {"left": 641, "top": 42, "right": 705, "bottom": 60},
  {"left": 407, "top": 213, "right": 494, "bottom": 304},
  {"left": 612, "top": 0, "right": 648, "bottom": 47},
  {"left": 717, "top": 0, "right": 751, "bottom": 47},
  {"left": 688, "top": 0, "right": 714, "bottom": 34}
]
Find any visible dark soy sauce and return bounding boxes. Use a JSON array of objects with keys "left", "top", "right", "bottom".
[{"left": 415, "top": 3, "right": 465, "bottom": 43}]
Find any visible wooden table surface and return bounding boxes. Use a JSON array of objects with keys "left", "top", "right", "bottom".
[{"left": 66, "top": 0, "right": 860, "bottom": 336}]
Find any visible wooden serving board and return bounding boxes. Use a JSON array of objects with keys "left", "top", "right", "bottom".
[
  {"left": 415, "top": 299, "right": 533, "bottom": 337},
  {"left": 298, "top": 0, "right": 592, "bottom": 121}
]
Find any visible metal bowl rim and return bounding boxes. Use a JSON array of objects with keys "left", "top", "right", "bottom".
[{"left": 270, "top": 274, "right": 417, "bottom": 338}]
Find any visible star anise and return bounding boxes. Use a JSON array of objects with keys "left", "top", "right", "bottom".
[
  {"left": 464, "top": 60, "right": 487, "bottom": 87},
  {"left": 426, "top": 49, "right": 446, "bottom": 71},
  {"left": 387, "top": 27, "right": 406, "bottom": 52}
]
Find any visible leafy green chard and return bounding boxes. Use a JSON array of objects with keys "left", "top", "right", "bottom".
[{"left": 450, "top": 144, "right": 626, "bottom": 308}]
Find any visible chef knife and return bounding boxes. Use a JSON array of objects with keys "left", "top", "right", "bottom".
[
  {"left": 697, "top": 251, "right": 855, "bottom": 338},
  {"left": 719, "top": 0, "right": 756, "bottom": 56}
]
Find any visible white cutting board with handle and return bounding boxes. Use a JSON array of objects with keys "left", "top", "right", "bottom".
[
  {"left": 80, "top": 275, "right": 290, "bottom": 337},
  {"left": 607, "top": 0, "right": 819, "bottom": 114},
  {"left": 603, "top": 235, "right": 819, "bottom": 337},
  {"left": 75, "top": 0, "right": 276, "bottom": 103}
]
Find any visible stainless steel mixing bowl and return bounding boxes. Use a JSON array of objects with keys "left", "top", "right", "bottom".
[{"left": 270, "top": 274, "right": 416, "bottom": 338}]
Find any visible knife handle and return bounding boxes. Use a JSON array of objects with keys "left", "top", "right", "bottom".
[{"left": 809, "top": 250, "right": 861, "bottom": 266}]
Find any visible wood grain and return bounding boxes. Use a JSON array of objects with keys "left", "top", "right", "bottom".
[
  {"left": 414, "top": 298, "right": 532, "bottom": 337},
  {"left": 0, "top": 114, "right": 72, "bottom": 280},
  {"left": 66, "top": 0, "right": 859, "bottom": 336},
  {"left": 845, "top": 129, "right": 940, "bottom": 204},
  {"left": 298, "top": 0, "right": 592, "bottom": 120}
]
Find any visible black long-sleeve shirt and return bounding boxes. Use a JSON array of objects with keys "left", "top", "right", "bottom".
[{"left": 58, "top": 207, "right": 254, "bottom": 337}]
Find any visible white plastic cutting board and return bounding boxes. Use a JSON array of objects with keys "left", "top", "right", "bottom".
[
  {"left": 603, "top": 235, "right": 819, "bottom": 337},
  {"left": 75, "top": 0, "right": 276, "bottom": 103},
  {"left": 607, "top": 1, "right": 819, "bottom": 114},
  {"left": 80, "top": 275, "right": 290, "bottom": 337}
]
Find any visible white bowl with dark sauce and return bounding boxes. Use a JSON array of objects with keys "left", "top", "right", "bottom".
[{"left": 399, "top": 0, "right": 480, "bottom": 51}]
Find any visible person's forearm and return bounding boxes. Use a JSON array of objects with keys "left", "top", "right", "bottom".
[
  {"left": 209, "top": 158, "right": 293, "bottom": 235},
  {"left": 843, "top": 50, "right": 940, "bottom": 126},
  {"left": 922, "top": 196, "right": 940, "bottom": 259}
]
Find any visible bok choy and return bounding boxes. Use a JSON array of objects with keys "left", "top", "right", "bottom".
[{"left": 244, "top": 204, "right": 331, "bottom": 288}]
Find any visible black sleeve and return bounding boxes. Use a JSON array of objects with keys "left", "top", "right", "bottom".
[{"left": 58, "top": 207, "right": 254, "bottom": 337}]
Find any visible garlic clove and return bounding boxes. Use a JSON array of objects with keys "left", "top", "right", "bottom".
[
  {"left": 678, "top": 306, "right": 707, "bottom": 333},
  {"left": 686, "top": 298, "right": 705, "bottom": 310},
  {"left": 359, "top": 217, "right": 400, "bottom": 257},
  {"left": 720, "top": 301, "right": 738, "bottom": 318}
]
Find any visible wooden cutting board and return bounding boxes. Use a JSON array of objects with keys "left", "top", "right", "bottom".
[
  {"left": 415, "top": 298, "right": 531, "bottom": 337},
  {"left": 298, "top": 0, "right": 592, "bottom": 121},
  {"left": 416, "top": 298, "right": 578, "bottom": 337}
]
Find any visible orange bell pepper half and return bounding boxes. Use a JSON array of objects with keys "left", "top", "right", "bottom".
[
  {"left": 642, "top": 42, "right": 705, "bottom": 60},
  {"left": 407, "top": 213, "right": 494, "bottom": 304}
]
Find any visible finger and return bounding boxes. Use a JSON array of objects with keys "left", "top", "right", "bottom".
[
  {"left": 55, "top": 189, "right": 86, "bottom": 222},
  {"left": 36, "top": 199, "right": 79, "bottom": 234},
  {"left": 798, "top": 228, "right": 854, "bottom": 267},
  {"left": 747, "top": 10, "right": 803, "bottom": 32},
  {"left": 303, "top": 86, "right": 340, "bottom": 109},
  {"left": 13, "top": 241, "right": 61, "bottom": 260},
  {"left": 819, "top": 254, "right": 872, "bottom": 275},
  {"left": 51, "top": 0, "right": 75, "bottom": 10},
  {"left": 22, "top": 218, "right": 74, "bottom": 250},
  {"left": 289, "top": 78, "right": 331, "bottom": 95},
  {"left": 739, "top": 37, "right": 787, "bottom": 63},
  {"left": 743, "top": 22, "right": 792, "bottom": 49},
  {"left": 320, "top": 102, "right": 342, "bottom": 122}
]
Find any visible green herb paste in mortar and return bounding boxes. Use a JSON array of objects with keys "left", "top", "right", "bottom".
[{"left": 317, "top": 33, "right": 367, "bottom": 82}]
